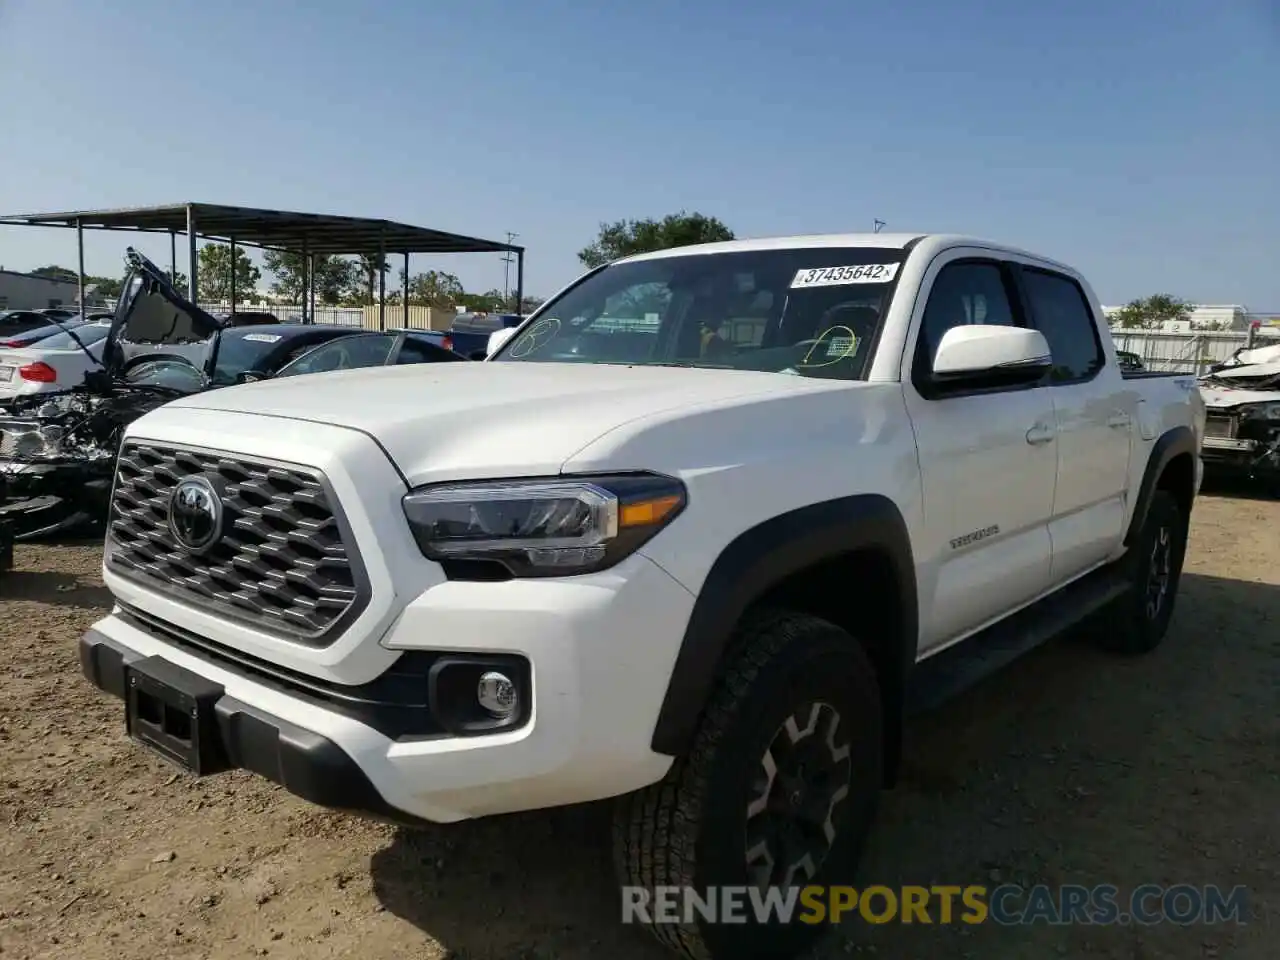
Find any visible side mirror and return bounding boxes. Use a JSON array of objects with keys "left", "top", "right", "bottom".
[
  {"left": 486, "top": 327, "right": 517, "bottom": 356},
  {"left": 931, "top": 325, "right": 1052, "bottom": 385}
]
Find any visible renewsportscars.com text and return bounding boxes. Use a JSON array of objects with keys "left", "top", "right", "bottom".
[{"left": 622, "top": 884, "right": 1249, "bottom": 926}]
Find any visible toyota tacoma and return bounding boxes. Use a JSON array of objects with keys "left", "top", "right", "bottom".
[{"left": 79, "top": 233, "right": 1204, "bottom": 958}]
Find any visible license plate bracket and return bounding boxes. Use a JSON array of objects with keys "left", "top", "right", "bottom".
[{"left": 125, "top": 656, "right": 230, "bottom": 776}]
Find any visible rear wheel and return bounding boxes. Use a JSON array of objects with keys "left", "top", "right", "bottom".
[
  {"left": 614, "top": 609, "right": 883, "bottom": 960},
  {"left": 1101, "top": 489, "right": 1188, "bottom": 655}
]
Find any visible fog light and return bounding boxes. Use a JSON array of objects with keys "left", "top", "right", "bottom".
[{"left": 477, "top": 671, "right": 517, "bottom": 717}]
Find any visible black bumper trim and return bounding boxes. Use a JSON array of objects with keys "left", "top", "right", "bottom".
[{"left": 80, "top": 627, "right": 427, "bottom": 826}]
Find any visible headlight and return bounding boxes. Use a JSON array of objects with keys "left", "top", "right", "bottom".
[
  {"left": 1238, "top": 402, "right": 1280, "bottom": 421},
  {"left": 402, "top": 472, "right": 686, "bottom": 578}
]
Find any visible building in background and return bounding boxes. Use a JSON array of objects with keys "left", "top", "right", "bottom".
[
  {"left": 0, "top": 269, "right": 80, "bottom": 311},
  {"left": 1102, "top": 304, "right": 1251, "bottom": 332}
]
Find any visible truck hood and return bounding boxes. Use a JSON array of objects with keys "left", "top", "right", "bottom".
[{"left": 158, "top": 361, "right": 828, "bottom": 485}]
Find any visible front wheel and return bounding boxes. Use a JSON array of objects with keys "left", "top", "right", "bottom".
[{"left": 614, "top": 610, "right": 883, "bottom": 960}]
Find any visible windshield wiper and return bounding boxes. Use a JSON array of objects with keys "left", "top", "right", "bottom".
[{"left": 645, "top": 361, "right": 735, "bottom": 369}]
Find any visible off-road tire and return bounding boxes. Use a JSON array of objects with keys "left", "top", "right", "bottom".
[
  {"left": 613, "top": 609, "right": 883, "bottom": 960},
  {"left": 1101, "top": 489, "right": 1188, "bottom": 655}
]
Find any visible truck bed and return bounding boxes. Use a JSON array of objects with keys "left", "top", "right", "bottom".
[{"left": 1121, "top": 369, "right": 1194, "bottom": 379}]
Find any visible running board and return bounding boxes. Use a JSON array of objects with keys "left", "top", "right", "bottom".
[{"left": 905, "top": 564, "right": 1131, "bottom": 715}]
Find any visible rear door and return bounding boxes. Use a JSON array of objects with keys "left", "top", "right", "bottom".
[
  {"left": 1012, "top": 265, "right": 1132, "bottom": 583},
  {"left": 902, "top": 251, "right": 1059, "bottom": 652}
]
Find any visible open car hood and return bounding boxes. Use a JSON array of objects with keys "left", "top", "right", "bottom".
[{"left": 101, "top": 248, "right": 226, "bottom": 378}]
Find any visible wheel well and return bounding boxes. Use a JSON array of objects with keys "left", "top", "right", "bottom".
[
  {"left": 1157, "top": 451, "right": 1195, "bottom": 518},
  {"left": 748, "top": 549, "right": 907, "bottom": 786}
]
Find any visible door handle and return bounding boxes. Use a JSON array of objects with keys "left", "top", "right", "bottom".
[
  {"left": 1026, "top": 422, "right": 1055, "bottom": 445},
  {"left": 1107, "top": 412, "right": 1132, "bottom": 429}
]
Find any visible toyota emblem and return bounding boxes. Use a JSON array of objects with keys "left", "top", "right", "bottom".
[{"left": 167, "top": 475, "right": 223, "bottom": 554}]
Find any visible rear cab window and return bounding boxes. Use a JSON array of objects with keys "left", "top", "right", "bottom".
[
  {"left": 492, "top": 248, "right": 908, "bottom": 381},
  {"left": 1018, "top": 268, "right": 1105, "bottom": 382}
]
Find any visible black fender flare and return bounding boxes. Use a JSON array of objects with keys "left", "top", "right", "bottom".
[
  {"left": 649, "top": 493, "right": 918, "bottom": 757},
  {"left": 1124, "top": 425, "right": 1197, "bottom": 546}
]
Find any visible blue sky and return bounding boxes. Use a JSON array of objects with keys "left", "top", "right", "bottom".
[{"left": 0, "top": 0, "right": 1276, "bottom": 308}]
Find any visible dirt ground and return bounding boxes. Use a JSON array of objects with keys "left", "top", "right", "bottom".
[{"left": 1, "top": 484, "right": 1276, "bottom": 960}]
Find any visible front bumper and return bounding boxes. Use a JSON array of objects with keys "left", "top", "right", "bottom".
[
  {"left": 81, "top": 625, "right": 408, "bottom": 821},
  {"left": 1200, "top": 436, "right": 1280, "bottom": 476},
  {"left": 80, "top": 550, "right": 695, "bottom": 823}
]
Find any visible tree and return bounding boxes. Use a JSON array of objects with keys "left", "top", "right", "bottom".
[
  {"left": 1112, "top": 294, "right": 1196, "bottom": 330},
  {"left": 89, "top": 276, "right": 123, "bottom": 300},
  {"left": 197, "top": 243, "right": 261, "bottom": 303},
  {"left": 263, "top": 251, "right": 357, "bottom": 304},
  {"left": 407, "top": 270, "right": 465, "bottom": 308},
  {"left": 29, "top": 264, "right": 122, "bottom": 299},
  {"left": 454, "top": 288, "right": 503, "bottom": 312},
  {"left": 31, "top": 265, "right": 77, "bottom": 283},
  {"left": 578, "top": 211, "right": 734, "bottom": 268},
  {"left": 166, "top": 269, "right": 189, "bottom": 292},
  {"left": 357, "top": 253, "right": 392, "bottom": 305}
]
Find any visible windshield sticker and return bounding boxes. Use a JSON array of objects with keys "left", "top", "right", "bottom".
[
  {"left": 790, "top": 263, "right": 899, "bottom": 288},
  {"left": 801, "top": 327, "right": 860, "bottom": 366},
  {"left": 507, "top": 317, "right": 560, "bottom": 358},
  {"left": 243, "top": 333, "right": 283, "bottom": 343}
]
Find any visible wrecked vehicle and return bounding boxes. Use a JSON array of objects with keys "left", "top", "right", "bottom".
[
  {"left": 1198, "top": 343, "right": 1280, "bottom": 490},
  {"left": 0, "top": 250, "right": 331, "bottom": 539},
  {"left": 0, "top": 248, "right": 465, "bottom": 540},
  {"left": 0, "top": 250, "right": 222, "bottom": 540}
]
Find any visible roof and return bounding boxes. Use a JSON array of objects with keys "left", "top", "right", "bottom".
[
  {"left": 0, "top": 203, "right": 521, "bottom": 256},
  {"left": 616, "top": 233, "right": 929, "bottom": 263},
  {"left": 615, "top": 232, "right": 1081, "bottom": 276},
  {"left": 219, "top": 323, "right": 365, "bottom": 335},
  {"left": 0, "top": 267, "right": 80, "bottom": 284}
]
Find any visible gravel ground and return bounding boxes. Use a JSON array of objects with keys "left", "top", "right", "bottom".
[{"left": 0, "top": 485, "right": 1276, "bottom": 960}]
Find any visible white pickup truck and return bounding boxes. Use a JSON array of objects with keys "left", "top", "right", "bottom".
[{"left": 80, "top": 234, "right": 1204, "bottom": 959}]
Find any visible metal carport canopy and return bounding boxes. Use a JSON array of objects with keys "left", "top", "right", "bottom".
[{"left": 0, "top": 202, "right": 524, "bottom": 327}]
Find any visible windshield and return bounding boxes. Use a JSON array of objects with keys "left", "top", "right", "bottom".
[
  {"left": 491, "top": 247, "right": 906, "bottom": 378},
  {"left": 36, "top": 323, "right": 111, "bottom": 349},
  {"left": 124, "top": 357, "right": 206, "bottom": 393},
  {"left": 208, "top": 329, "right": 291, "bottom": 384},
  {"left": 14, "top": 323, "right": 77, "bottom": 343}
]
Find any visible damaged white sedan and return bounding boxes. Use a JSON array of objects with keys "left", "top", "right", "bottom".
[{"left": 1199, "top": 342, "right": 1280, "bottom": 490}]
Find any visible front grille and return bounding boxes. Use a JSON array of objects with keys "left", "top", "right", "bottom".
[
  {"left": 1204, "top": 414, "right": 1238, "bottom": 439},
  {"left": 107, "top": 441, "right": 367, "bottom": 644}
]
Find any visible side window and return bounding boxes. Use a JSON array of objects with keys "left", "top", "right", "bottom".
[
  {"left": 282, "top": 335, "right": 395, "bottom": 376},
  {"left": 915, "top": 261, "right": 1017, "bottom": 375},
  {"left": 1019, "top": 269, "right": 1105, "bottom": 382},
  {"left": 395, "top": 339, "right": 446, "bottom": 364}
]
